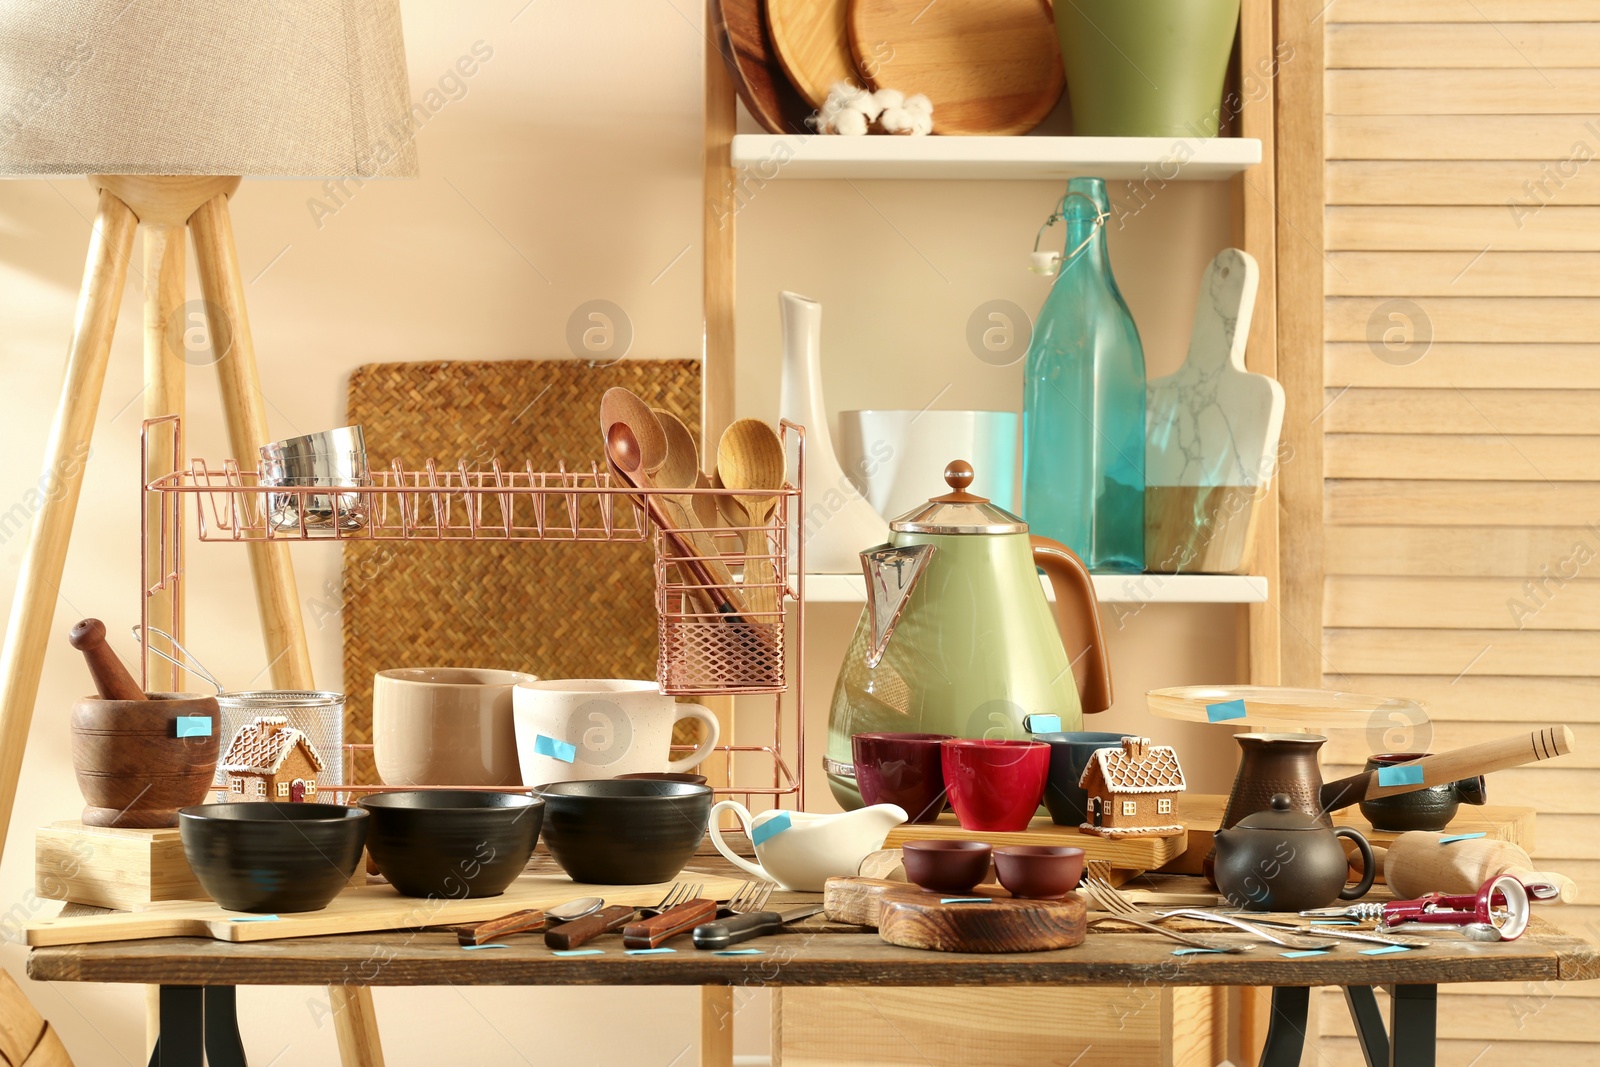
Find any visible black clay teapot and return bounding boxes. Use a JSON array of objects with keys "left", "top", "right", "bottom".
[{"left": 1212, "top": 794, "right": 1376, "bottom": 912}]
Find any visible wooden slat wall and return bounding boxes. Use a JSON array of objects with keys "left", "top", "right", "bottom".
[{"left": 1313, "top": 2, "right": 1600, "bottom": 1061}]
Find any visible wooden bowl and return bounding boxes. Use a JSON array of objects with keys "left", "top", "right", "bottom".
[{"left": 71, "top": 693, "right": 220, "bottom": 828}]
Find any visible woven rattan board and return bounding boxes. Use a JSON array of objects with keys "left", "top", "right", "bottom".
[{"left": 341, "top": 359, "right": 700, "bottom": 784}]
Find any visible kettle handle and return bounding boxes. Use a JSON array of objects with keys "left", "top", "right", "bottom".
[{"left": 1030, "top": 535, "right": 1113, "bottom": 714}]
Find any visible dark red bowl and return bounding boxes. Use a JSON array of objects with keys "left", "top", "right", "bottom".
[
  {"left": 993, "top": 845, "right": 1085, "bottom": 900},
  {"left": 940, "top": 739, "right": 1049, "bottom": 832},
  {"left": 853, "top": 732, "right": 953, "bottom": 823},
  {"left": 901, "top": 840, "right": 993, "bottom": 895}
]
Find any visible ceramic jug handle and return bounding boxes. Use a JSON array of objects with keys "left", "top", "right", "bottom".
[
  {"left": 668, "top": 703, "right": 722, "bottom": 773},
  {"left": 1336, "top": 828, "right": 1378, "bottom": 901},
  {"left": 1030, "top": 536, "right": 1113, "bottom": 714},
  {"left": 707, "top": 800, "right": 771, "bottom": 883}
]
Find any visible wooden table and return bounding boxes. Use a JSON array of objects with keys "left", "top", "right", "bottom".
[{"left": 27, "top": 856, "right": 1600, "bottom": 1067}]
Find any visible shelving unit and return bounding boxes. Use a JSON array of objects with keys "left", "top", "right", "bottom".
[
  {"left": 803, "top": 572, "right": 1268, "bottom": 605},
  {"left": 730, "top": 133, "right": 1263, "bottom": 180}
]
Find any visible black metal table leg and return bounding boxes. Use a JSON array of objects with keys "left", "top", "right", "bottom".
[
  {"left": 148, "top": 986, "right": 203, "bottom": 1067},
  {"left": 146, "top": 986, "right": 247, "bottom": 1067},
  {"left": 1259, "top": 986, "right": 1310, "bottom": 1067},
  {"left": 1343, "top": 985, "right": 1390, "bottom": 1067},
  {"left": 1390, "top": 984, "right": 1437, "bottom": 1067},
  {"left": 204, "top": 986, "right": 249, "bottom": 1067}
]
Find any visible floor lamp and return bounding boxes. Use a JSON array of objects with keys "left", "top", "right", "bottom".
[{"left": 0, "top": 4, "right": 418, "bottom": 1065}]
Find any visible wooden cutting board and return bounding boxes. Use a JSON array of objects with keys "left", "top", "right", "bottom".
[
  {"left": 714, "top": 0, "right": 815, "bottom": 133},
  {"left": 768, "top": 0, "right": 858, "bottom": 109},
  {"left": 847, "top": 0, "right": 1063, "bottom": 135},
  {"left": 826, "top": 877, "right": 1086, "bottom": 953},
  {"left": 26, "top": 871, "right": 747, "bottom": 946},
  {"left": 1145, "top": 249, "right": 1283, "bottom": 574}
]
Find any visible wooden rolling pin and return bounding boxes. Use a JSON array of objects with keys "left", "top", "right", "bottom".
[
  {"left": 67, "top": 619, "right": 145, "bottom": 701},
  {"left": 1381, "top": 832, "right": 1579, "bottom": 904},
  {"left": 1320, "top": 726, "right": 1575, "bottom": 810}
]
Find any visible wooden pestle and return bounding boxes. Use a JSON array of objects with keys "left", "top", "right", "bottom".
[{"left": 67, "top": 619, "right": 146, "bottom": 701}]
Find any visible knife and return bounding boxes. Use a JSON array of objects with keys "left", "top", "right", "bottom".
[
  {"left": 621, "top": 898, "right": 720, "bottom": 950},
  {"left": 691, "top": 904, "right": 826, "bottom": 950}
]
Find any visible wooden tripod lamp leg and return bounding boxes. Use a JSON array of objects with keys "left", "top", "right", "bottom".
[
  {"left": 0, "top": 189, "right": 136, "bottom": 858},
  {"left": 142, "top": 222, "right": 187, "bottom": 684},
  {"left": 188, "top": 193, "right": 316, "bottom": 691},
  {"left": 188, "top": 190, "right": 385, "bottom": 1067}
]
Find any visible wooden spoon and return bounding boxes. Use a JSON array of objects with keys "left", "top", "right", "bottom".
[
  {"left": 652, "top": 408, "right": 742, "bottom": 599},
  {"left": 716, "top": 419, "right": 787, "bottom": 616},
  {"left": 607, "top": 422, "right": 746, "bottom": 621}
]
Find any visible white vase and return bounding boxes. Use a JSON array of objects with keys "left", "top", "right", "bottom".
[{"left": 777, "top": 291, "right": 889, "bottom": 574}]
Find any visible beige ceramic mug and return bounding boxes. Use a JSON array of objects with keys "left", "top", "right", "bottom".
[
  {"left": 513, "top": 679, "right": 720, "bottom": 785},
  {"left": 372, "top": 667, "right": 537, "bottom": 787}
]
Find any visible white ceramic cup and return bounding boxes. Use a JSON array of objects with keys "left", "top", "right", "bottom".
[
  {"left": 837, "top": 410, "right": 1020, "bottom": 520},
  {"left": 513, "top": 679, "right": 720, "bottom": 785},
  {"left": 372, "top": 667, "right": 536, "bottom": 788}
]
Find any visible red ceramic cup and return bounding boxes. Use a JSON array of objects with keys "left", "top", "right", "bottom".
[
  {"left": 852, "top": 732, "right": 953, "bottom": 824},
  {"left": 940, "top": 739, "right": 1050, "bottom": 832}
]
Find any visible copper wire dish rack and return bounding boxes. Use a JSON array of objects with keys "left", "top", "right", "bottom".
[{"left": 138, "top": 415, "right": 807, "bottom": 809}]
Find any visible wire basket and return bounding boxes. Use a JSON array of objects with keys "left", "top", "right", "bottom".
[{"left": 213, "top": 690, "right": 346, "bottom": 797}]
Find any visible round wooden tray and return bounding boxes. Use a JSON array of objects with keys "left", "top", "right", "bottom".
[{"left": 1146, "top": 685, "right": 1431, "bottom": 733}]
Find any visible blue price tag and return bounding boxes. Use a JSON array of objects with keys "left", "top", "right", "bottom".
[
  {"left": 1361, "top": 944, "right": 1416, "bottom": 956},
  {"left": 462, "top": 943, "right": 509, "bottom": 950},
  {"left": 1439, "top": 832, "right": 1487, "bottom": 845},
  {"left": 940, "top": 898, "right": 993, "bottom": 904},
  {"left": 715, "top": 949, "right": 765, "bottom": 956},
  {"left": 752, "top": 811, "right": 792, "bottom": 847},
  {"left": 534, "top": 734, "right": 577, "bottom": 763},
  {"left": 176, "top": 716, "right": 212, "bottom": 738},
  {"left": 1172, "top": 948, "right": 1226, "bottom": 956},
  {"left": 1281, "top": 949, "right": 1331, "bottom": 958},
  {"left": 626, "top": 947, "right": 677, "bottom": 956},
  {"left": 1205, "top": 699, "right": 1248, "bottom": 723},
  {"left": 551, "top": 948, "right": 604, "bottom": 957},
  {"left": 1024, "top": 714, "right": 1061, "bottom": 735},
  {"left": 229, "top": 914, "right": 280, "bottom": 923},
  {"left": 1377, "top": 764, "right": 1425, "bottom": 788}
]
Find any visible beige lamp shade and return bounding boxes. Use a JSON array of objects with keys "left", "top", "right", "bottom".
[{"left": 0, "top": 0, "right": 418, "bottom": 177}]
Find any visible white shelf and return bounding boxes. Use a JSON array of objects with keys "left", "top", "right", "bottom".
[
  {"left": 801, "top": 573, "right": 1268, "bottom": 605},
  {"left": 731, "top": 135, "right": 1262, "bottom": 181}
]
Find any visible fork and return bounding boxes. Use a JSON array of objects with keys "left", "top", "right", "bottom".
[
  {"left": 547, "top": 882, "right": 698, "bottom": 951},
  {"left": 1084, "top": 865, "right": 1335, "bottom": 951},
  {"left": 1082, "top": 871, "right": 1250, "bottom": 954}
]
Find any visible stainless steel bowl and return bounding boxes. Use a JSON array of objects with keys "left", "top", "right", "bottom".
[{"left": 259, "top": 426, "right": 370, "bottom": 535}]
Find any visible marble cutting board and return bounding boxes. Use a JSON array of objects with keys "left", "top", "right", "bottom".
[{"left": 1145, "top": 248, "right": 1284, "bottom": 574}]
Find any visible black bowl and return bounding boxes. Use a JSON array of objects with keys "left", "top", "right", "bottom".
[
  {"left": 359, "top": 790, "right": 544, "bottom": 899},
  {"left": 536, "top": 779, "right": 712, "bottom": 885},
  {"left": 179, "top": 802, "right": 369, "bottom": 913}
]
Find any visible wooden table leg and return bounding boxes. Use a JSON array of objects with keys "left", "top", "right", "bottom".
[
  {"left": 1388, "top": 985, "right": 1436, "bottom": 1067},
  {"left": 0, "top": 189, "right": 136, "bottom": 859},
  {"left": 1257, "top": 986, "right": 1309, "bottom": 1067},
  {"left": 191, "top": 190, "right": 381, "bottom": 1067},
  {"left": 141, "top": 222, "right": 187, "bottom": 684},
  {"left": 700, "top": 986, "right": 733, "bottom": 1067}
]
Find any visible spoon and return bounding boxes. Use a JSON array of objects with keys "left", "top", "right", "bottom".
[
  {"left": 716, "top": 419, "right": 787, "bottom": 616},
  {"left": 547, "top": 895, "right": 605, "bottom": 923},
  {"left": 652, "top": 410, "right": 744, "bottom": 605},
  {"left": 607, "top": 422, "right": 744, "bottom": 621}
]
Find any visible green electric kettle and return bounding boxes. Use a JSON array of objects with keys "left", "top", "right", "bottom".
[{"left": 826, "top": 460, "right": 1114, "bottom": 809}]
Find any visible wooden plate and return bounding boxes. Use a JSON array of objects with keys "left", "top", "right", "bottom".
[
  {"left": 713, "top": 0, "right": 815, "bottom": 133},
  {"left": 767, "top": 0, "right": 859, "bottom": 110},
  {"left": 847, "top": 0, "right": 1064, "bottom": 136},
  {"left": 1146, "top": 685, "right": 1432, "bottom": 732}
]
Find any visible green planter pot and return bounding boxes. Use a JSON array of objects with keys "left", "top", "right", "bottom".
[{"left": 1056, "top": 0, "right": 1242, "bottom": 137}]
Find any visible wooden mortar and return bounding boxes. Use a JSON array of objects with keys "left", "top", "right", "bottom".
[{"left": 71, "top": 693, "right": 220, "bottom": 827}]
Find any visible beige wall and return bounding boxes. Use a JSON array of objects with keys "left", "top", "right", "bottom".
[{"left": 0, "top": 1, "right": 1243, "bottom": 1063}]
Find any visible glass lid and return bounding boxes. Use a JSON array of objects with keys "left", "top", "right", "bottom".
[{"left": 890, "top": 460, "right": 1028, "bottom": 535}]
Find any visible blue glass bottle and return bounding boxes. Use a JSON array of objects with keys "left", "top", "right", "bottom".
[{"left": 1022, "top": 177, "right": 1146, "bottom": 572}]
